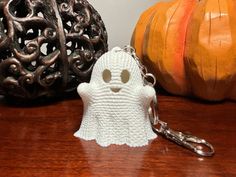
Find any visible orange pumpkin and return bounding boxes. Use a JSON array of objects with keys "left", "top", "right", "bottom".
[{"left": 131, "top": 0, "right": 236, "bottom": 101}]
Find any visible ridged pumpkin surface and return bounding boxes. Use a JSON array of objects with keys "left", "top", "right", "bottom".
[{"left": 132, "top": 0, "right": 236, "bottom": 101}]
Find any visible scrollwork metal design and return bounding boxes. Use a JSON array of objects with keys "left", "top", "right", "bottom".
[{"left": 0, "top": 0, "right": 108, "bottom": 99}]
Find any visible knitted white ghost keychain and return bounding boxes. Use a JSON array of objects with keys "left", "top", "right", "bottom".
[{"left": 74, "top": 46, "right": 215, "bottom": 156}]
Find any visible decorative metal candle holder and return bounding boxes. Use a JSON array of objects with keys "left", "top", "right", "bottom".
[{"left": 0, "top": 0, "right": 108, "bottom": 99}]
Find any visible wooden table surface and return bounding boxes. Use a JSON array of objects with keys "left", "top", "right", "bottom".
[{"left": 0, "top": 94, "right": 235, "bottom": 177}]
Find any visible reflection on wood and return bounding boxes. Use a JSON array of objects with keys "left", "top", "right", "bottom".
[{"left": 0, "top": 95, "right": 235, "bottom": 177}]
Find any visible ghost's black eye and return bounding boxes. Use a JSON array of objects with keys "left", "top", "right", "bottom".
[
  {"left": 121, "top": 70, "right": 130, "bottom": 84},
  {"left": 102, "top": 69, "right": 111, "bottom": 83}
]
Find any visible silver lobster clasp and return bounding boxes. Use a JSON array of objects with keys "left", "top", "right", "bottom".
[
  {"left": 152, "top": 121, "right": 215, "bottom": 157},
  {"left": 149, "top": 95, "right": 215, "bottom": 157}
]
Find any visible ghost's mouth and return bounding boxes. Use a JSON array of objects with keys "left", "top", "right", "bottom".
[{"left": 110, "top": 87, "right": 121, "bottom": 93}]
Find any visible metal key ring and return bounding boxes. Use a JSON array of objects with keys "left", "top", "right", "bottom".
[
  {"left": 144, "top": 73, "right": 156, "bottom": 87},
  {"left": 123, "top": 45, "right": 135, "bottom": 54}
]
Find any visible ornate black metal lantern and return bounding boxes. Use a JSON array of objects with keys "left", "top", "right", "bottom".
[{"left": 0, "top": 0, "right": 108, "bottom": 99}]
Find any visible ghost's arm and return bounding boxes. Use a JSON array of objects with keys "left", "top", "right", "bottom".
[
  {"left": 137, "top": 85, "right": 156, "bottom": 104},
  {"left": 77, "top": 83, "right": 94, "bottom": 101}
]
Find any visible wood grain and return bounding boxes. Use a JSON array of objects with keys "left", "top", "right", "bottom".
[{"left": 0, "top": 95, "right": 235, "bottom": 177}]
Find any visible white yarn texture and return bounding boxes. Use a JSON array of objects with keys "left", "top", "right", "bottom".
[{"left": 74, "top": 47, "right": 157, "bottom": 147}]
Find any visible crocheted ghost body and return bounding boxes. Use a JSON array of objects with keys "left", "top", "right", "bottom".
[{"left": 74, "top": 47, "right": 157, "bottom": 147}]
